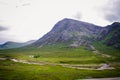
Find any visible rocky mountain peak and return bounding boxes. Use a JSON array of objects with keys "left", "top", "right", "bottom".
[
  {"left": 52, "top": 18, "right": 100, "bottom": 32},
  {"left": 32, "top": 18, "right": 102, "bottom": 47}
]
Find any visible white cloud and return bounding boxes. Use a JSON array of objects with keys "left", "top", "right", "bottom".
[{"left": 0, "top": 0, "right": 112, "bottom": 43}]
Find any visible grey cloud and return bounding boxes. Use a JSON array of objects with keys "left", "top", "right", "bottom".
[
  {"left": 0, "top": 38, "right": 7, "bottom": 44},
  {"left": 0, "top": 35, "right": 7, "bottom": 44},
  {"left": 0, "top": 26, "right": 8, "bottom": 31},
  {"left": 102, "top": 0, "right": 120, "bottom": 22},
  {"left": 0, "top": 34, "right": 14, "bottom": 44},
  {"left": 0, "top": 25, "right": 10, "bottom": 44}
]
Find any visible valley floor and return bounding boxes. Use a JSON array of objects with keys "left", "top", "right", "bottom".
[
  {"left": 0, "top": 46, "right": 120, "bottom": 80},
  {"left": 0, "top": 57, "right": 120, "bottom": 80}
]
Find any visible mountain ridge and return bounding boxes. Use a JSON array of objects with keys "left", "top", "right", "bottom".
[
  {"left": 0, "top": 40, "right": 36, "bottom": 49},
  {"left": 30, "top": 18, "right": 120, "bottom": 49},
  {"left": 32, "top": 18, "right": 101, "bottom": 47}
]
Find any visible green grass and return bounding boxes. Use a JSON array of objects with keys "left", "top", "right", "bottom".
[
  {"left": 93, "top": 42, "right": 120, "bottom": 59},
  {"left": 0, "top": 60, "right": 120, "bottom": 80},
  {"left": 0, "top": 46, "right": 110, "bottom": 64},
  {"left": 93, "top": 41, "right": 120, "bottom": 65},
  {"left": 0, "top": 44, "right": 120, "bottom": 80}
]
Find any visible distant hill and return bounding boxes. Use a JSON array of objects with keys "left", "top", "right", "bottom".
[
  {"left": 0, "top": 40, "right": 36, "bottom": 49},
  {"left": 31, "top": 18, "right": 120, "bottom": 49}
]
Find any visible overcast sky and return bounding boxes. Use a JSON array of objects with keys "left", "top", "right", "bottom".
[{"left": 0, "top": 0, "right": 119, "bottom": 44}]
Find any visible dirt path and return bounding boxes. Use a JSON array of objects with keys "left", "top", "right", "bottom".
[
  {"left": 11, "top": 59, "right": 45, "bottom": 65},
  {"left": 0, "top": 58, "right": 7, "bottom": 60},
  {"left": 0, "top": 57, "right": 115, "bottom": 70},
  {"left": 10, "top": 58, "right": 115, "bottom": 70},
  {"left": 96, "top": 64, "right": 115, "bottom": 70},
  {"left": 90, "top": 45, "right": 112, "bottom": 58}
]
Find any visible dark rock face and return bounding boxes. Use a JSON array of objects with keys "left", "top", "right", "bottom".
[
  {"left": 105, "top": 22, "right": 120, "bottom": 49},
  {"left": 32, "top": 18, "right": 120, "bottom": 49}
]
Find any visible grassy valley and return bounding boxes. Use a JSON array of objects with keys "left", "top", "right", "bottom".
[{"left": 0, "top": 44, "right": 120, "bottom": 80}]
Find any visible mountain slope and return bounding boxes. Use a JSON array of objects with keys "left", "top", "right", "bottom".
[
  {"left": 99, "top": 22, "right": 120, "bottom": 49},
  {"left": 0, "top": 40, "right": 36, "bottom": 49},
  {"left": 32, "top": 18, "right": 102, "bottom": 47},
  {"left": 31, "top": 18, "right": 120, "bottom": 49}
]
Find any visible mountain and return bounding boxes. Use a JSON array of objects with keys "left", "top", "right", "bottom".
[
  {"left": 30, "top": 18, "right": 120, "bottom": 49},
  {"left": 100, "top": 22, "right": 120, "bottom": 49},
  {"left": 32, "top": 18, "right": 101, "bottom": 47},
  {"left": 0, "top": 40, "right": 36, "bottom": 49}
]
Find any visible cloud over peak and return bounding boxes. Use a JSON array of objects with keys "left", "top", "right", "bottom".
[{"left": 102, "top": 0, "right": 120, "bottom": 22}]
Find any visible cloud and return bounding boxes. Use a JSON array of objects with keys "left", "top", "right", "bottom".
[
  {"left": 0, "top": 26, "right": 8, "bottom": 44},
  {"left": 0, "top": 1, "right": 8, "bottom": 5},
  {"left": 0, "top": 33, "right": 15, "bottom": 44},
  {"left": 72, "top": 12, "right": 82, "bottom": 20},
  {"left": 102, "top": 0, "right": 120, "bottom": 22},
  {"left": 0, "top": 37, "right": 8, "bottom": 44},
  {"left": 0, "top": 26, "right": 8, "bottom": 31}
]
